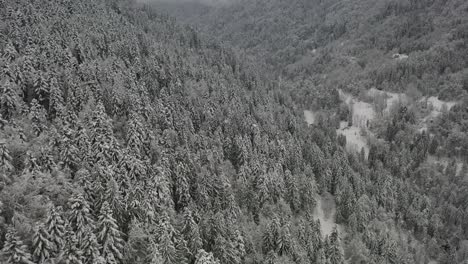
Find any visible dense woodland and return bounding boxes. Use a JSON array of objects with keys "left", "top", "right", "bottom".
[{"left": 0, "top": 0, "right": 468, "bottom": 264}]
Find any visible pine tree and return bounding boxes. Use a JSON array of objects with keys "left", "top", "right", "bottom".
[
  {"left": 154, "top": 213, "right": 188, "bottom": 264},
  {"left": 23, "top": 151, "right": 39, "bottom": 173},
  {"left": 181, "top": 209, "right": 202, "bottom": 260},
  {"left": 45, "top": 206, "right": 66, "bottom": 256},
  {"left": 68, "top": 193, "right": 95, "bottom": 241},
  {"left": 81, "top": 228, "right": 105, "bottom": 264},
  {"left": 195, "top": 249, "right": 220, "bottom": 264},
  {"left": 149, "top": 242, "right": 164, "bottom": 264},
  {"left": 264, "top": 250, "right": 277, "bottom": 264},
  {"left": 327, "top": 228, "right": 344, "bottom": 264},
  {"left": 32, "top": 224, "right": 53, "bottom": 264},
  {"left": 48, "top": 76, "right": 65, "bottom": 118},
  {"left": 315, "top": 247, "right": 329, "bottom": 264},
  {"left": 156, "top": 223, "right": 178, "bottom": 264},
  {"left": 126, "top": 111, "right": 145, "bottom": 154},
  {"left": 61, "top": 231, "right": 83, "bottom": 264},
  {"left": 0, "top": 141, "right": 14, "bottom": 173},
  {"left": 277, "top": 222, "right": 293, "bottom": 257},
  {"left": 2, "top": 226, "right": 34, "bottom": 264},
  {"left": 88, "top": 101, "right": 119, "bottom": 166},
  {"left": 59, "top": 128, "right": 80, "bottom": 170},
  {"left": 38, "top": 148, "right": 56, "bottom": 173},
  {"left": 97, "top": 202, "right": 124, "bottom": 264},
  {"left": 233, "top": 230, "right": 246, "bottom": 262},
  {"left": 29, "top": 99, "right": 47, "bottom": 135},
  {"left": 173, "top": 162, "right": 192, "bottom": 211},
  {"left": 212, "top": 234, "right": 240, "bottom": 264},
  {"left": 0, "top": 80, "right": 19, "bottom": 120}
]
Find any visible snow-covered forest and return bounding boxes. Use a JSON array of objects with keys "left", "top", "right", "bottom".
[{"left": 1, "top": 0, "right": 468, "bottom": 264}]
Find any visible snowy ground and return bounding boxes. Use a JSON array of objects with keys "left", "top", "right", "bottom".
[
  {"left": 337, "top": 122, "right": 369, "bottom": 156},
  {"left": 367, "top": 88, "right": 407, "bottom": 114},
  {"left": 304, "top": 110, "right": 316, "bottom": 125},
  {"left": 313, "top": 194, "right": 344, "bottom": 238},
  {"left": 418, "top": 96, "right": 458, "bottom": 132},
  {"left": 426, "top": 155, "right": 465, "bottom": 177},
  {"left": 337, "top": 90, "right": 376, "bottom": 155}
]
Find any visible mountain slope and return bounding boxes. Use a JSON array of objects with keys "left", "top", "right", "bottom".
[
  {"left": 1, "top": 0, "right": 468, "bottom": 264},
  {"left": 164, "top": 0, "right": 468, "bottom": 99}
]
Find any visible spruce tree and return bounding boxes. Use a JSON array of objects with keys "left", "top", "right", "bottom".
[
  {"left": 2, "top": 226, "right": 34, "bottom": 264},
  {"left": 0, "top": 141, "right": 13, "bottom": 173},
  {"left": 327, "top": 228, "right": 344, "bottom": 264},
  {"left": 149, "top": 242, "right": 164, "bottom": 264},
  {"left": 29, "top": 99, "right": 47, "bottom": 135},
  {"left": 32, "top": 224, "right": 53, "bottom": 264},
  {"left": 45, "top": 206, "right": 66, "bottom": 256},
  {"left": 195, "top": 249, "right": 220, "bottom": 264},
  {"left": 97, "top": 201, "right": 124, "bottom": 264},
  {"left": 68, "top": 193, "right": 95, "bottom": 241},
  {"left": 0, "top": 80, "right": 19, "bottom": 120},
  {"left": 126, "top": 111, "right": 145, "bottom": 154},
  {"left": 81, "top": 228, "right": 105, "bottom": 264},
  {"left": 181, "top": 209, "right": 202, "bottom": 260},
  {"left": 61, "top": 231, "right": 83, "bottom": 264}
]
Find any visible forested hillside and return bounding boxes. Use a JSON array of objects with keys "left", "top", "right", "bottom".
[
  {"left": 164, "top": 0, "right": 468, "bottom": 97},
  {"left": 1, "top": 0, "right": 468, "bottom": 264}
]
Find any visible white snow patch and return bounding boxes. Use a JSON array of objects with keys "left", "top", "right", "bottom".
[
  {"left": 337, "top": 122, "right": 369, "bottom": 156},
  {"left": 392, "top": 53, "right": 409, "bottom": 60},
  {"left": 456, "top": 162, "right": 464, "bottom": 177},
  {"left": 418, "top": 97, "right": 458, "bottom": 132},
  {"left": 367, "top": 88, "right": 407, "bottom": 114},
  {"left": 304, "top": 110, "right": 316, "bottom": 125},
  {"left": 339, "top": 89, "right": 376, "bottom": 128},
  {"left": 426, "top": 96, "right": 457, "bottom": 112},
  {"left": 337, "top": 90, "right": 374, "bottom": 155},
  {"left": 313, "top": 194, "right": 344, "bottom": 238}
]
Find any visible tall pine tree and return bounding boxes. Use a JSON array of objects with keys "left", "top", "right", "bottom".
[
  {"left": 97, "top": 201, "right": 124, "bottom": 264},
  {"left": 2, "top": 226, "right": 34, "bottom": 264}
]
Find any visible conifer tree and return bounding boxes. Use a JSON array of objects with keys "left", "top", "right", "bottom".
[
  {"left": 0, "top": 80, "right": 19, "bottom": 120},
  {"left": 182, "top": 209, "right": 202, "bottom": 260},
  {"left": 61, "top": 232, "right": 84, "bottom": 264},
  {"left": 0, "top": 141, "right": 13, "bottom": 173},
  {"left": 23, "top": 151, "right": 39, "bottom": 173},
  {"left": 48, "top": 76, "right": 65, "bottom": 118},
  {"left": 2, "top": 226, "right": 34, "bottom": 264},
  {"left": 149, "top": 242, "right": 164, "bottom": 264},
  {"left": 154, "top": 213, "right": 188, "bottom": 264},
  {"left": 29, "top": 99, "right": 47, "bottom": 135},
  {"left": 195, "top": 249, "right": 220, "bottom": 264},
  {"left": 126, "top": 111, "right": 145, "bottom": 154},
  {"left": 156, "top": 224, "right": 178, "bottom": 264},
  {"left": 315, "top": 247, "right": 329, "bottom": 264},
  {"left": 88, "top": 101, "right": 119, "bottom": 166},
  {"left": 81, "top": 228, "right": 105, "bottom": 264},
  {"left": 327, "top": 228, "right": 344, "bottom": 264},
  {"left": 68, "top": 193, "right": 95, "bottom": 241},
  {"left": 264, "top": 250, "right": 277, "bottom": 264},
  {"left": 32, "top": 224, "right": 53, "bottom": 264},
  {"left": 97, "top": 201, "right": 124, "bottom": 264},
  {"left": 234, "top": 230, "right": 246, "bottom": 261},
  {"left": 45, "top": 206, "right": 66, "bottom": 256}
]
